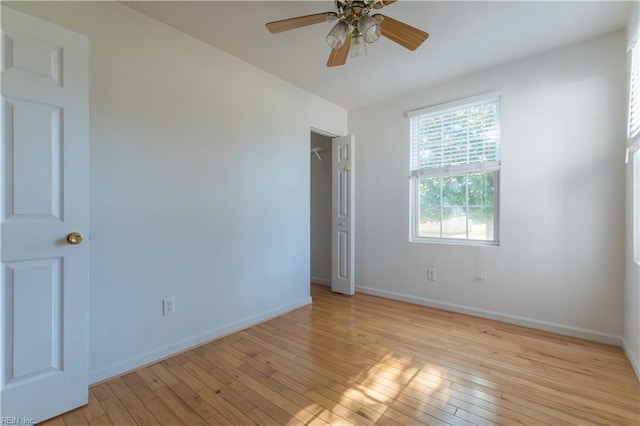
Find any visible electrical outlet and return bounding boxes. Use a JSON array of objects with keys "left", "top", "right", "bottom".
[
  {"left": 163, "top": 297, "right": 175, "bottom": 316},
  {"left": 427, "top": 268, "right": 437, "bottom": 281}
]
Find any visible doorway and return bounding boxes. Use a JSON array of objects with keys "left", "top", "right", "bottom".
[{"left": 310, "top": 131, "right": 332, "bottom": 287}]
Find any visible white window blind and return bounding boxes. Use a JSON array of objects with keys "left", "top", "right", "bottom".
[
  {"left": 409, "top": 93, "right": 501, "bottom": 177},
  {"left": 629, "top": 29, "right": 640, "bottom": 160}
]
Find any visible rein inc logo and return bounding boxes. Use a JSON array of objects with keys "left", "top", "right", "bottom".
[{"left": 1, "top": 418, "right": 35, "bottom": 425}]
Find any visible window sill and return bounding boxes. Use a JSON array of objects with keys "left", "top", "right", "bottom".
[{"left": 410, "top": 237, "right": 500, "bottom": 247}]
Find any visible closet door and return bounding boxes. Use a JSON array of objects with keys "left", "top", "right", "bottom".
[{"left": 331, "top": 135, "right": 354, "bottom": 295}]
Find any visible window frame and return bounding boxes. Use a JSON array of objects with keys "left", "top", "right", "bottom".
[
  {"left": 634, "top": 151, "right": 639, "bottom": 265},
  {"left": 408, "top": 92, "right": 501, "bottom": 246}
]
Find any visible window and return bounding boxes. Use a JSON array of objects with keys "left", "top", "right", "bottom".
[
  {"left": 409, "top": 92, "right": 500, "bottom": 244},
  {"left": 630, "top": 27, "right": 640, "bottom": 263},
  {"left": 629, "top": 29, "right": 640, "bottom": 146}
]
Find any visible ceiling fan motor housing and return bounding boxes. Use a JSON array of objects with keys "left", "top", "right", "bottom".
[{"left": 336, "top": 0, "right": 379, "bottom": 36}]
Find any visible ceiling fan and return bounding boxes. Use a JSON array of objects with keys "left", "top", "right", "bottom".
[{"left": 265, "top": 0, "right": 429, "bottom": 67}]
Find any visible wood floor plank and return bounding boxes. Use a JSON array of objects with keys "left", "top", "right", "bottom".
[
  {"left": 154, "top": 386, "right": 208, "bottom": 426},
  {"left": 168, "top": 364, "right": 207, "bottom": 392},
  {"left": 278, "top": 387, "right": 356, "bottom": 425},
  {"left": 197, "top": 387, "right": 255, "bottom": 425},
  {"left": 373, "top": 412, "right": 406, "bottom": 426},
  {"left": 40, "top": 284, "right": 639, "bottom": 426},
  {"left": 135, "top": 368, "right": 166, "bottom": 392},
  {"left": 149, "top": 363, "right": 180, "bottom": 387},
  {"left": 143, "top": 398, "right": 186, "bottom": 426},
  {"left": 91, "top": 383, "right": 117, "bottom": 402},
  {"left": 304, "top": 389, "right": 375, "bottom": 426},
  {"left": 81, "top": 389, "right": 107, "bottom": 422},
  {"left": 61, "top": 408, "right": 89, "bottom": 426},
  {"left": 107, "top": 377, "right": 133, "bottom": 399},
  {"left": 160, "top": 353, "right": 189, "bottom": 368},
  {"left": 121, "top": 372, "right": 158, "bottom": 404},
  {"left": 169, "top": 382, "right": 217, "bottom": 420},
  {"left": 87, "top": 416, "right": 113, "bottom": 426},
  {"left": 117, "top": 391, "right": 161, "bottom": 426},
  {"left": 239, "top": 387, "right": 298, "bottom": 424},
  {"left": 99, "top": 397, "right": 137, "bottom": 426},
  {"left": 40, "top": 417, "right": 67, "bottom": 426},
  {"left": 184, "top": 364, "right": 255, "bottom": 414},
  {"left": 207, "top": 413, "right": 238, "bottom": 426},
  {"left": 232, "top": 364, "right": 325, "bottom": 425},
  {"left": 182, "top": 349, "right": 217, "bottom": 372},
  {"left": 244, "top": 406, "right": 279, "bottom": 426}
]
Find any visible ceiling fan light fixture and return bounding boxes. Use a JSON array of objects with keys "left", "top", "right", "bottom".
[
  {"left": 360, "top": 14, "right": 381, "bottom": 43},
  {"left": 350, "top": 35, "right": 368, "bottom": 58},
  {"left": 325, "top": 12, "right": 338, "bottom": 23},
  {"left": 326, "top": 21, "right": 349, "bottom": 50}
]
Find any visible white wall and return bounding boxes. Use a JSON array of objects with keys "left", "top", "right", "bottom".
[
  {"left": 350, "top": 31, "right": 627, "bottom": 343},
  {"left": 7, "top": 1, "right": 347, "bottom": 383},
  {"left": 310, "top": 133, "right": 332, "bottom": 285},
  {"left": 624, "top": 1, "right": 640, "bottom": 379}
]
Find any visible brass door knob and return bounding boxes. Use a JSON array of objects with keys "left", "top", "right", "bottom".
[{"left": 67, "top": 232, "right": 83, "bottom": 245}]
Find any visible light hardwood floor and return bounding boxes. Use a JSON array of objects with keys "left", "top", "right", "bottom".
[{"left": 43, "top": 284, "right": 639, "bottom": 425}]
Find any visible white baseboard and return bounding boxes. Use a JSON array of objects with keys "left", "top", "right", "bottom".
[
  {"left": 311, "top": 276, "right": 331, "bottom": 286},
  {"left": 355, "top": 285, "right": 622, "bottom": 346},
  {"left": 623, "top": 338, "right": 640, "bottom": 382},
  {"left": 88, "top": 296, "right": 312, "bottom": 384}
]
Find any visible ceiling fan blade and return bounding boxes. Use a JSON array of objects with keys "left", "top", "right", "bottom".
[
  {"left": 378, "top": 14, "right": 429, "bottom": 51},
  {"left": 266, "top": 13, "right": 330, "bottom": 34},
  {"left": 382, "top": 0, "right": 397, "bottom": 6},
  {"left": 327, "top": 33, "right": 351, "bottom": 67}
]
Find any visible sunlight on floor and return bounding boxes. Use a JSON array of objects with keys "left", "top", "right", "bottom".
[{"left": 293, "top": 352, "right": 457, "bottom": 423}]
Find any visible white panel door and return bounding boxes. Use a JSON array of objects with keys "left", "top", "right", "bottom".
[
  {"left": 1, "top": 7, "right": 89, "bottom": 423},
  {"left": 331, "top": 135, "right": 354, "bottom": 295}
]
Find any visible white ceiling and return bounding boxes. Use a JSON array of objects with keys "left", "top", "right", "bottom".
[{"left": 123, "top": 1, "right": 633, "bottom": 110}]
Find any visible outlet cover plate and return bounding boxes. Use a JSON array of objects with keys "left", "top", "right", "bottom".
[{"left": 163, "top": 297, "right": 175, "bottom": 315}]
